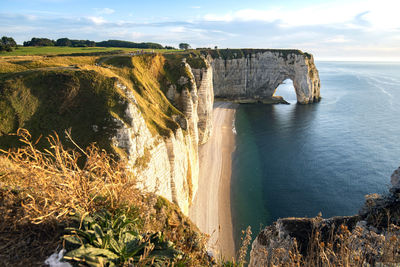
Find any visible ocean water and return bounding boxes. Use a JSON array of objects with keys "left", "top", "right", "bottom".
[{"left": 231, "top": 61, "right": 400, "bottom": 248}]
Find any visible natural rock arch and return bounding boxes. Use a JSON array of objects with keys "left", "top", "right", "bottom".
[{"left": 209, "top": 50, "right": 321, "bottom": 104}]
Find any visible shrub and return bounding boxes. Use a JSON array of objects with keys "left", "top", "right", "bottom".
[
  {"left": 179, "top": 43, "right": 191, "bottom": 50},
  {"left": 63, "top": 211, "right": 182, "bottom": 266},
  {"left": 0, "top": 36, "right": 17, "bottom": 52}
]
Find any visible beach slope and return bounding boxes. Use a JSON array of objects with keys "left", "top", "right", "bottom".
[{"left": 189, "top": 102, "right": 237, "bottom": 259}]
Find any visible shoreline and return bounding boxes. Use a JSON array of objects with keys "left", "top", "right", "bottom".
[{"left": 189, "top": 102, "right": 237, "bottom": 260}]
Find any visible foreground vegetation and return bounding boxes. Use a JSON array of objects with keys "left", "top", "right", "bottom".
[
  {"left": 0, "top": 129, "right": 255, "bottom": 266},
  {"left": 0, "top": 129, "right": 211, "bottom": 266},
  {"left": 254, "top": 222, "right": 400, "bottom": 266}
]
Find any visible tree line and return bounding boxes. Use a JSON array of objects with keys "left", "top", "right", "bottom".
[
  {"left": 22, "top": 38, "right": 96, "bottom": 47},
  {"left": 22, "top": 37, "right": 172, "bottom": 49},
  {"left": 1, "top": 36, "right": 193, "bottom": 52}
]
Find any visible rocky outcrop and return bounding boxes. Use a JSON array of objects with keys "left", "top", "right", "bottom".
[
  {"left": 209, "top": 50, "right": 321, "bottom": 104},
  {"left": 191, "top": 59, "right": 214, "bottom": 144},
  {"left": 391, "top": 166, "right": 400, "bottom": 189},
  {"left": 249, "top": 216, "right": 360, "bottom": 266},
  {"left": 111, "top": 83, "right": 174, "bottom": 209},
  {"left": 249, "top": 167, "right": 400, "bottom": 266}
]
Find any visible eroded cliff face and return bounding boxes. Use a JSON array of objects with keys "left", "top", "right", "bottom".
[
  {"left": 191, "top": 59, "right": 214, "bottom": 144},
  {"left": 210, "top": 50, "right": 321, "bottom": 104},
  {"left": 112, "top": 56, "right": 214, "bottom": 215}
]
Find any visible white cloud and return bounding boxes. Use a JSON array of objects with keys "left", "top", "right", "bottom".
[
  {"left": 190, "top": 6, "right": 201, "bottom": 9},
  {"left": 106, "top": 30, "right": 144, "bottom": 39},
  {"left": 169, "top": 26, "right": 186, "bottom": 33},
  {"left": 204, "top": 8, "right": 281, "bottom": 22},
  {"left": 94, "top": 8, "right": 115, "bottom": 15},
  {"left": 2, "top": 0, "right": 399, "bottom": 60},
  {"left": 87, "top": 16, "right": 106, "bottom": 25},
  {"left": 203, "top": 0, "right": 400, "bottom": 31},
  {"left": 210, "top": 30, "right": 238, "bottom": 37},
  {"left": 324, "top": 35, "right": 350, "bottom": 44}
]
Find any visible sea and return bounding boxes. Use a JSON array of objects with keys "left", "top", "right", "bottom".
[{"left": 230, "top": 61, "right": 400, "bottom": 249}]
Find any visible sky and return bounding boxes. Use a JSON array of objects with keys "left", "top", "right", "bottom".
[{"left": 1, "top": 0, "right": 400, "bottom": 61}]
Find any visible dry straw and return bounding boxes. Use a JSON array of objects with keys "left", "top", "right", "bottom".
[{"left": 0, "top": 128, "right": 138, "bottom": 226}]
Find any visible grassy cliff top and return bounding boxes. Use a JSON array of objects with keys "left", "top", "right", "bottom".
[
  {"left": 1, "top": 46, "right": 311, "bottom": 60},
  {"left": 196, "top": 48, "right": 312, "bottom": 60},
  {"left": 0, "top": 53, "right": 195, "bottom": 154}
]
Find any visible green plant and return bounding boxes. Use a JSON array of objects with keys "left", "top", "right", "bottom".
[{"left": 63, "top": 211, "right": 183, "bottom": 266}]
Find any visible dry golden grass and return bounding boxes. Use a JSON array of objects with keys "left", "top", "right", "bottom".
[
  {"left": 0, "top": 128, "right": 137, "bottom": 225},
  {"left": 308, "top": 223, "right": 400, "bottom": 267},
  {"left": 237, "top": 226, "right": 252, "bottom": 265},
  {"left": 0, "top": 129, "right": 210, "bottom": 266},
  {"left": 0, "top": 56, "right": 97, "bottom": 74},
  {"left": 0, "top": 128, "right": 139, "bottom": 265},
  {"left": 99, "top": 54, "right": 184, "bottom": 137},
  {"left": 255, "top": 222, "right": 400, "bottom": 267}
]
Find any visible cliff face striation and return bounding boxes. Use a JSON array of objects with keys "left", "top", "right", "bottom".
[{"left": 207, "top": 49, "right": 321, "bottom": 104}]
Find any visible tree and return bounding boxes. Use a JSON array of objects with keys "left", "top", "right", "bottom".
[
  {"left": 0, "top": 36, "right": 17, "bottom": 52},
  {"left": 96, "top": 40, "right": 163, "bottom": 49},
  {"left": 23, "top": 38, "right": 55, "bottom": 46},
  {"left": 69, "top": 39, "right": 96, "bottom": 47},
  {"left": 179, "top": 43, "right": 191, "bottom": 50},
  {"left": 164, "top": 46, "right": 176, "bottom": 50},
  {"left": 55, "top": 38, "right": 72, "bottom": 47}
]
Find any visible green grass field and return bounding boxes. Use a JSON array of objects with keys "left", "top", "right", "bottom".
[{"left": 0, "top": 46, "right": 181, "bottom": 56}]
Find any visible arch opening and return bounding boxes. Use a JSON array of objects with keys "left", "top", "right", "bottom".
[{"left": 274, "top": 78, "right": 297, "bottom": 104}]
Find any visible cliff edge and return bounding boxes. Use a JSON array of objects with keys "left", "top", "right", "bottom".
[{"left": 249, "top": 167, "right": 400, "bottom": 266}]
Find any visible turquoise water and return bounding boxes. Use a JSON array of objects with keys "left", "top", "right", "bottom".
[{"left": 231, "top": 61, "right": 400, "bottom": 248}]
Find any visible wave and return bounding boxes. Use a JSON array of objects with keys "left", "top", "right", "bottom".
[
  {"left": 365, "top": 77, "right": 395, "bottom": 97},
  {"left": 307, "top": 64, "right": 396, "bottom": 109},
  {"left": 232, "top": 112, "right": 237, "bottom": 135}
]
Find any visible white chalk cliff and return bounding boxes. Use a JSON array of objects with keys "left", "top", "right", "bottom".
[
  {"left": 112, "top": 49, "right": 320, "bottom": 216},
  {"left": 210, "top": 50, "right": 320, "bottom": 104}
]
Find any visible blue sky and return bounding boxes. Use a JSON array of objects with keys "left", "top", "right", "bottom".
[{"left": 1, "top": 0, "right": 400, "bottom": 60}]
